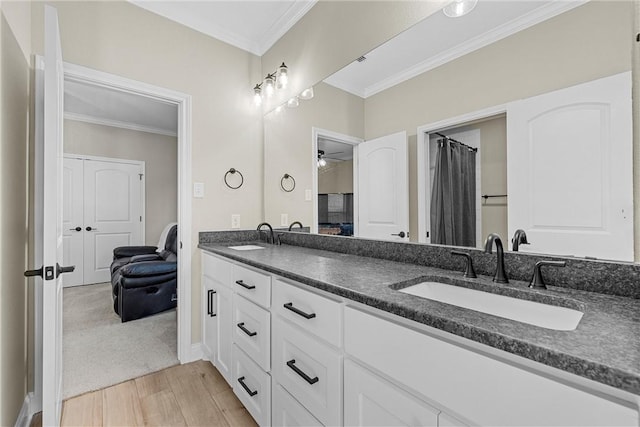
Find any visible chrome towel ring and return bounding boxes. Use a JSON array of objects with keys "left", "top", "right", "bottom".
[
  {"left": 280, "top": 173, "right": 296, "bottom": 192},
  {"left": 224, "top": 168, "right": 244, "bottom": 189}
]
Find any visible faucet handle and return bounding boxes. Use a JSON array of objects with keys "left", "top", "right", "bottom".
[
  {"left": 451, "top": 251, "right": 477, "bottom": 278},
  {"left": 529, "top": 260, "right": 566, "bottom": 289}
]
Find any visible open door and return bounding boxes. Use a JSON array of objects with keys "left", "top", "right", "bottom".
[
  {"left": 357, "top": 131, "right": 409, "bottom": 241},
  {"left": 28, "top": 6, "right": 72, "bottom": 425},
  {"left": 507, "top": 72, "right": 633, "bottom": 261}
]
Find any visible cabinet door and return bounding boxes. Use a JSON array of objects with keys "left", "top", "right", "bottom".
[
  {"left": 202, "top": 275, "right": 218, "bottom": 362},
  {"left": 272, "top": 383, "right": 323, "bottom": 427},
  {"left": 344, "top": 359, "right": 438, "bottom": 427},
  {"left": 215, "top": 284, "right": 234, "bottom": 386}
]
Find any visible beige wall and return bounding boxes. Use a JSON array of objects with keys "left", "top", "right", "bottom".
[
  {"left": 31, "top": 0, "right": 264, "bottom": 345},
  {"left": 0, "top": 1, "right": 31, "bottom": 425},
  {"left": 318, "top": 160, "right": 353, "bottom": 195},
  {"left": 264, "top": 82, "right": 363, "bottom": 226},
  {"left": 64, "top": 120, "right": 178, "bottom": 246}
]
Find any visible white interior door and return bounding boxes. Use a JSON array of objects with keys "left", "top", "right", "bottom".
[
  {"left": 40, "top": 5, "right": 67, "bottom": 425},
  {"left": 83, "top": 159, "right": 143, "bottom": 284},
  {"left": 357, "top": 131, "right": 409, "bottom": 241},
  {"left": 507, "top": 72, "right": 633, "bottom": 261},
  {"left": 62, "top": 157, "right": 84, "bottom": 287}
]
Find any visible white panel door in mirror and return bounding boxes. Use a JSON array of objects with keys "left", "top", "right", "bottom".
[
  {"left": 507, "top": 72, "right": 632, "bottom": 261},
  {"left": 357, "top": 131, "right": 409, "bottom": 241}
]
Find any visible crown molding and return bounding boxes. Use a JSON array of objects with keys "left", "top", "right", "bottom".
[
  {"left": 328, "top": 1, "right": 587, "bottom": 99},
  {"left": 64, "top": 112, "right": 178, "bottom": 137},
  {"left": 257, "top": 1, "right": 318, "bottom": 56}
]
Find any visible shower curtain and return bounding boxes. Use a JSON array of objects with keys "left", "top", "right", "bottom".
[{"left": 430, "top": 138, "right": 476, "bottom": 247}]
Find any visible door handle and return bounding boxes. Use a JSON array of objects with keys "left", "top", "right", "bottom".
[
  {"left": 391, "top": 231, "right": 406, "bottom": 238},
  {"left": 24, "top": 267, "right": 44, "bottom": 278},
  {"left": 86, "top": 226, "right": 97, "bottom": 231},
  {"left": 25, "top": 265, "right": 56, "bottom": 281},
  {"left": 56, "top": 263, "right": 75, "bottom": 278},
  {"left": 69, "top": 226, "right": 82, "bottom": 232}
]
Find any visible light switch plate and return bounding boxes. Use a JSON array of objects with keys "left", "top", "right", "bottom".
[
  {"left": 193, "top": 182, "right": 204, "bottom": 198},
  {"left": 231, "top": 214, "right": 241, "bottom": 229},
  {"left": 305, "top": 189, "right": 312, "bottom": 201},
  {"left": 281, "top": 213, "right": 288, "bottom": 226}
]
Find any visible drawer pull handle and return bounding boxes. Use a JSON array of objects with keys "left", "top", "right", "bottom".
[
  {"left": 286, "top": 359, "right": 318, "bottom": 385},
  {"left": 207, "top": 289, "right": 217, "bottom": 317},
  {"left": 235, "top": 280, "right": 256, "bottom": 290},
  {"left": 284, "top": 302, "right": 316, "bottom": 319},
  {"left": 237, "top": 322, "right": 257, "bottom": 337},
  {"left": 237, "top": 376, "right": 258, "bottom": 397}
]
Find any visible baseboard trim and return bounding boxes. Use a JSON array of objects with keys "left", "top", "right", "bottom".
[
  {"left": 184, "top": 342, "right": 203, "bottom": 363},
  {"left": 14, "top": 392, "right": 35, "bottom": 427}
]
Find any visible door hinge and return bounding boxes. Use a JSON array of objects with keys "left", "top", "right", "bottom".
[
  {"left": 139, "top": 173, "right": 143, "bottom": 180},
  {"left": 140, "top": 216, "right": 142, "bottom": 222},
  {"left": 426, "top": 231, "right": 430, "bottom": 238}
]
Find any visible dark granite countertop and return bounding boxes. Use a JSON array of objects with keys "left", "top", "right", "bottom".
[{"left": 199, "top": 241, "right": 640, "bottom": 396}]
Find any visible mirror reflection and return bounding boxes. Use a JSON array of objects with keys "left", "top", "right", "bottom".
[{"left": 264, "top": 1, "right": 634, "bottom": 262}]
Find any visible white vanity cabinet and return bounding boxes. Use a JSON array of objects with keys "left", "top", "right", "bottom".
[
  {"left": 344, "top": 306, "right": 638, "bottom": 427},
  {"left": 201, "top": 252, "right": 234, "bottom": 384},
  {"left": 202, "top": 250, "right": 639, "bottom": 427}
]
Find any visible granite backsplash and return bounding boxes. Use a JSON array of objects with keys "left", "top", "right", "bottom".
[{"left": 199, "top": 230, "right": 640, "bottom": 299}]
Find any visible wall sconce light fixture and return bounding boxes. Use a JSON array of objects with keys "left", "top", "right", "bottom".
[{"left": 253, "top": 62, "right": 289, "bottom": 106}]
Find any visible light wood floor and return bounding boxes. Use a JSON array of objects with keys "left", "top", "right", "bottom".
[{"left": 31, "top": 360, "right": 257, "bottom": 427}]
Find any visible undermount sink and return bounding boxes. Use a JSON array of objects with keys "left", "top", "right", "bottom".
[
  {"left": 398, "top": 282, "right": 583, "bottom": 331},
  {"left": 227, "top": 245, "right": 265, "bottom": 251}
]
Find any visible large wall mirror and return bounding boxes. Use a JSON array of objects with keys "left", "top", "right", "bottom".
[{"left": 264, "top": 1, "right": 635, "bottom": 262}]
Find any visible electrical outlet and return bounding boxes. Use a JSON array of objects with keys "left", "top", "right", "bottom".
[
  {"left": 280, "top": 213, "right": 288, "bottom": 226},
  {"left": 231, "top": 214, "right": 240, "bottom": 229},
  {"left": 193, "top": 182, "right": 204, "bottom": 198},
  {"left": 305, "top": 189, "right": 312, "bottom": 201}
]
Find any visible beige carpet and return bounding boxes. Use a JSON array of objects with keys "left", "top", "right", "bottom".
[{"left": 63, "top": 282, "right": 179, "bottom": 399}]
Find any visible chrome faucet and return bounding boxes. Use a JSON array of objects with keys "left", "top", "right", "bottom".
[
  {"left": 256, "top": 222, "right": 274, "bottom": 244},
  {"left": 288, "top": 221, "right": 303, "bottom": 231},
  {"left": 511, "top": 229, "right": 529, "bottom": 252},
  {"left": 484, "top": 233, "right": 508, "bottom": 283}
]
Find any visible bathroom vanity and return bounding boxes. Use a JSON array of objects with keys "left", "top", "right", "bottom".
[{"left": 199, "top": 231, "right": 640, "bottom": 426}]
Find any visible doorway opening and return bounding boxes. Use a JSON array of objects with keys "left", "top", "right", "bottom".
[
  {"left": 34, "top": 59, "right": 193, "bottom": 405},
  {"left": 312, "top": 128, "right": 362, "bottom": 236},
  {"left": 417, "top": 107, "right": 507, "bottom": 248}
]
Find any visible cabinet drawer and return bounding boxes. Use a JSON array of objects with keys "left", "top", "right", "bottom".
[
  {"left": 272, "top": 383, "right": 322, "bottom": 427},
  {"left": 233, "top": 264, "right": 271, "bottom": 308},
  {"left": 272, "top": 317, "right": 341, "bottom": 426},
  {"left": 344, "top": 359, "right": 439, "bottom": 427},
  {"left": 272, "top": 278, "right": 342, "bottom": 347},
  {"left": 202, "top": 252, "right": 232, "bottom": 285},
  {"left": 233, "top": 293, "right": 271, "bottom": 372},
  {"left": 232, "top": 345, "right": 271, "bottom": 427}
]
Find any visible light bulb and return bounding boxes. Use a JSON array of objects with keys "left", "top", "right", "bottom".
[
  {"left": 275, "top": 105, "right": 284, "bottom": 114},
  {"left": 264, "top": 74, "right": 275, "bottom": 97},
  {"left": 299, "top": 87, "right": 314, "bottom": 100},
  {"left": 318, "top": 158, "right": 327, "bottom": 167},
  {"left": 277, "top": 62, "right": 288, "bottom": 89},
  {"left": 253, "top": 84, "right": 262, "bottom": 106}
]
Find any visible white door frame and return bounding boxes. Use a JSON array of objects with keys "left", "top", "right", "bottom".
[
  {"left": 311, "top": 127, "right": 363, "bottom": 235},
  {"left": 34, "top": 59, "right": 194, "bottom": 412},
  {"left": 417, "top": 104, "right": 507, "bottom": 244}
]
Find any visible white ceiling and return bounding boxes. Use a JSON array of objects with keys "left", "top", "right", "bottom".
[
  {"left": 319, "top": 137, "right": 353, "bottom": 161},
  {"left": 129, "top": 0, "right": 317, "bottom": 56},
  {"left": 324, "top": 0, "right": 586, "bottom": 98},
  {"left": 64, "top": 79, "right": 178, "bottom": 136}
]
